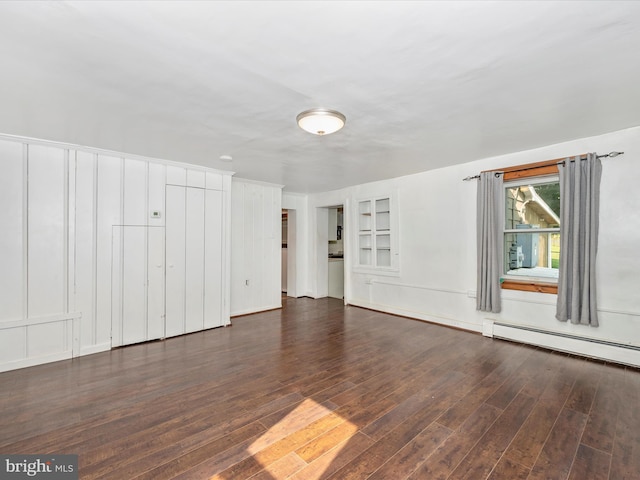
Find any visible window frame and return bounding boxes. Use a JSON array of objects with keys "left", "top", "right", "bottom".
[{"left": 491, "top": 160, "right": 561, "bottom": 294}]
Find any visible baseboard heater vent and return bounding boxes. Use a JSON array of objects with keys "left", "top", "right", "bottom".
[
  {"left": 493, "top": 322, "right": 640, "bottom": 351},
  {"left": 492, "top": 322, "right": 640, "bottom": 368}
]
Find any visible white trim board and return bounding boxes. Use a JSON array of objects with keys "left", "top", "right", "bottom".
[{"left": 486, "top": 320, "right": 640, "bottom": 368}]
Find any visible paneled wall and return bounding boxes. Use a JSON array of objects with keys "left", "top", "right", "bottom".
[
  {"left": 0, "top": 135, "right": 232, "bottom": 372},
  {"left": 230, "top": 179, "right": 282, "bottom": 316}
]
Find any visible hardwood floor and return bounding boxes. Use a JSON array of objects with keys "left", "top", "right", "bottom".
[{"left": 1, "top": 297, "right": 639, "bottom": 479}]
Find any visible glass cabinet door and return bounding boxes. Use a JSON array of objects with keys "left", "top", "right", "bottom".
[{"left": 357, "top": 197, "right": 393, "bottom": 269}]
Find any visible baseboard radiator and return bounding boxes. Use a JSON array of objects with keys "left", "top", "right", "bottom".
[{"left": 491, "top": 322, "right": 640, "bottom": 368}]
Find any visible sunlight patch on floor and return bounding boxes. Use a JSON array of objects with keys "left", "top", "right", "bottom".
[{"left": 238, "top": 398, "right": 358, "bottom": 479}]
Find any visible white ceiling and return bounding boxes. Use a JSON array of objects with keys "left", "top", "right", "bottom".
[{"left": 1, "top": 1, "right": 640, "bottom": 193}]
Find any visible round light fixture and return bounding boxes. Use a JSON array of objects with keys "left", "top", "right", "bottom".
[{"left": 296, "top": 108, "right": 346, "bottom": 135}]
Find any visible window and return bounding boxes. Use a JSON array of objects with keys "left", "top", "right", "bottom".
[
  {"left": 498, "top": 160, "right": 560, "bottom": 293},
  {"left": 504, "top": 177, "right": 560, "bottom": 280},
  {"left": 356, "top": 196, "right": 398, "bottom": 273}
]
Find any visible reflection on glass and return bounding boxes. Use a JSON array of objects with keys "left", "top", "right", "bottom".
[
  {"left": 504, "top": 232, "right": 560, "bottom": 278},
  {"left": 505, "top": 182, "right": 560, "bottom": 229}
]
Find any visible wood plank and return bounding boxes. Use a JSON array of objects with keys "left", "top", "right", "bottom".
[
  {"left": 527, "top": 407, "right": 589, "bottom": 480},
  {"left": 581, "top": 364, "right": 623, "bottom": 453},
  {"left": 487, "top": 457, "right": 530, "bottom": 480},
  {"left": 568, "top": 444, "right": 611, "bottom": 480},
  {"left": 247, "top": 452, "right": 307, "bottom": 480},
  {"left": 406, "top": 403, "right": 502, "bottom": 480},
  {"left": 504, "top": 402, "right": 562, "bottom": 468},
  {"left": 324, "top": 379, "right": 471, "bottom": 480},
  {"left": 360, "top": 370, "right": 467, "bottom": 441},
  {"left": 435, "top": 346, "right": 533, "bottom": 431},
  {"left": 565, "top": 364, "right": 600, "bottom": 414},
  {"left": 211, "top": 409, "right": 346, "bottom": 479},
  {"left": 446, "top": 392, "right": 537, "bottom": 479},
  {"left": 609, "top": 370, "right": 640, "bottom": 479},
  {"left": 296, "top": 420, "right": 360, "bottom": 463},
  {"left": 0, "top": 297, "right": 637, "bottom": 480},
  {"left": 365, "top": 422, "right": 451, "bottom": 480},
  {"left": 289, "top": 433, "right": 374, "bottom": 480}
]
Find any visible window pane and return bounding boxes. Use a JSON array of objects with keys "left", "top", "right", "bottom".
[
  {"left": 505, "top": 182, "right": 560, "bottom": 229},
  {"left": 504, "top": 232, "right": 560, "bottom": 278}
]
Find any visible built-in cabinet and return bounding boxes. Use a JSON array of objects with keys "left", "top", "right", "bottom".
[
  {"left": 0, "top": 135, "right": 232, "bottom": 371},
  {"left": 165, "top": 185, "right": 224, "bottom": 338},
  {"left": 114, "top": 172, "right": 228, "bottom": 347},
  {"left": 230, "top": 179, "right": 283, "bottom": 317},
  {"left": 357, "top": 196, "right": 395, "bottom": 270}
]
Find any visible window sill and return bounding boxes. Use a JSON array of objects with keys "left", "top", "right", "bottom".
[{"left": 501, "top": 279, "right": 558, "bottom": 294}]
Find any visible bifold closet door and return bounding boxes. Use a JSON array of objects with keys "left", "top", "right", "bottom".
[
  {"left": 166, "top": 184, "right": 224, "bottom": 337},
  {"left": 165, "top": 185, "right": 187, "bottom": 338},
  {"left": 205, "top": 189, "right": 224, "bottom": 328},
  {"left": 185, "top": 187, "right": 205, "bottom": 333},
  {"left": 111, "top": 226, "right": 165, "bottom": 347}
]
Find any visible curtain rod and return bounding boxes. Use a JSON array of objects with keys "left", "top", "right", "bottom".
[{"left": 462, "top": 151, "right": 624, "bottom": 181}]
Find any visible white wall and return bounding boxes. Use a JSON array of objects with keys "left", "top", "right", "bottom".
[
  {"left": 0, "top": 134, "right": 232, "bottom": 372},
  {"left": 304, "top": 126, "right": 640, "bottom": 366},
  {"left": 230, "top": 178, "right": 283, "bottom": 316}
]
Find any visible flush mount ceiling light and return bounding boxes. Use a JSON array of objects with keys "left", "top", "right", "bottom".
[{"left": 296, "top": 108, "right": 346, "bottom": 135}]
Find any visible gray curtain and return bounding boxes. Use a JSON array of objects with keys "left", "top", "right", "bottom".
[
  {"left": 556, "top": 153, "right": 602, "bottom": 326},
  {"left": 477, "top": 171, "right": 504, "bottom": 313}
]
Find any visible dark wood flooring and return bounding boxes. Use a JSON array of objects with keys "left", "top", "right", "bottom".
[{"left": 1, "top": 297, "right": 639, "bottom": 479}]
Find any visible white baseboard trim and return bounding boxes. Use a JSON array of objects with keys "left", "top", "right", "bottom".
[
  {"left": 348, "top": 299, "right": 483, "bottom": 333},
  {"left": 231, "top": 304, "right": 282, "bottom": 318},
  {"left": 0, "top": 350, "right": 72, "bottom": 373},
  {"left": 79, "top": 342, "right": 111, "bottom": 357},
  {"left": 489, "top": 321, "right": 640, "bottom": 368}
]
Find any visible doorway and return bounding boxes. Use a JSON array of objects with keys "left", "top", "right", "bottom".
[
  {"left": 315, "top": 204, "right": 346, "bottom": 301},
  {"left": 327, "top": 206, "right": 344, "bottom": 299},
  {"left": 282, "top": 209, "right": 297, "bottom": 297}
]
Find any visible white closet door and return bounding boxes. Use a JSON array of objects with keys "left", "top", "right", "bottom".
[
  {"left": 111, "top": 226, "right": 165, "bottom": 347},
  {"left": 122, "top": 227, "right": 147, "bottom": 345},
  {"left": 147, "top": 226, "right": 165, "bottom": 340},
  {"left": 185, "top": 188, "right": 205, "bottom": 333},
  {"left": 165, "top": 185, "right": 186, "bottom": 338},
  {"left": 205, "top": 189, "right": 224, "bottom": 328}
]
